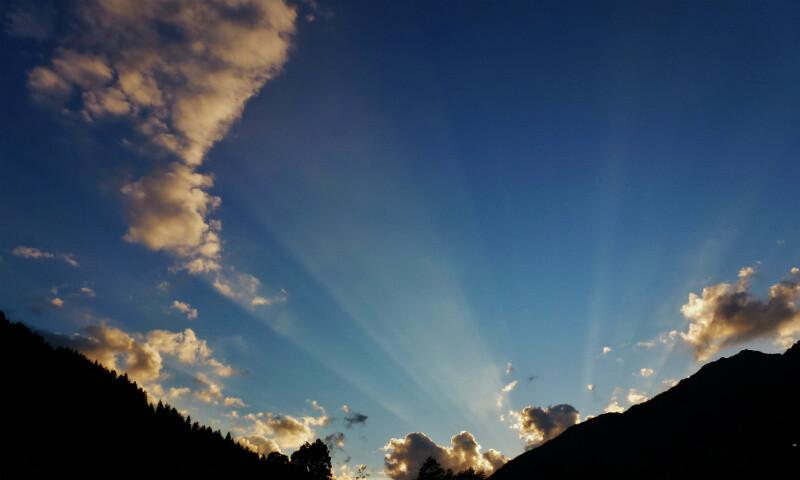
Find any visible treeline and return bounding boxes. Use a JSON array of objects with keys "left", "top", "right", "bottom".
[
  {"left": 415, "top": 458, "right": 487, "bottom": 480},
  {"left": 0, "top": 311, "right": 333, "bottom": 479}
]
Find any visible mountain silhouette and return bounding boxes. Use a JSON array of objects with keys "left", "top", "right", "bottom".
[
  {"left": 491, "top": 342, "right": 800, "bottom": 479},
  {"left": 0, "top": 312, "right": 332, "bottom": 480}
]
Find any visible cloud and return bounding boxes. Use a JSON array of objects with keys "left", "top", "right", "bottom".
[
  {"left": 505, "top": 362, "right": 513, "bottom": 375},
  {"left": 639, "top": 368, "right": 654, "bottom": 378},
  {"left": 80, "top": 287, "right": 96, "bottom": 297},
  {"left": 168, "top": 386, "right": 191, "bottom": 399},
  {"left": 122, "top": 163, "right": 222, "bottom": 271},
  {"left": 50, "top": 322, "right": 237, "bottom": 407},
  {"left": 501, "top": 380, "right": 518, "bottom": 393},
  {"left": 635, "top": 330, "right": 679, "bottom": 349},
  {"left": 604, "top": 399, "right": 624, "bottom": 413},
  {"left": 238, "top": 435, "right": 281, "bottom": 456},
  {"left": 146, "top": 328, "right": 212, "bottom": 364},
  {"left": 680, "top": 268, "right": 800, "bottom": 360},
  {"left": 171, "top": 300, "right": 198, "bottom": 320},
  {"left": 495, "top": 380, "right": 518, "bottom": 408},
  {"left": 602, "top": 346, "right": 612, "bottom": 355},
  {"left": 224, "top": 396, "right": 246, "bottom": 408},
  {"left": 626, "top": 388, "right": 648, "bottom": 405},
  {"left": 324, "top": 432, "right": 345, "bottom": 451},
  {"left": 55, "top": 323, "right": 163, "bottom": 383},
  {"left": 344, "top": 411, "right": 368, "bottom": 428},
  {"left": 12, "top": 246, "right": 78, "bottom": 267},
  {"left": 213, "top": 272, "right": 287, "bottom": 308},
  {"left": 587, "top": 384, "right": 595, "bottom": 392},
  {"left": 51, "top": 297, "right": 64, "bottom": 308},
  {"left": 244, "top": 410, "right": 328, "bottom": 451},
  {"left": 510, "top": 404, "right": 580, "bottom": 449},
  {"left": 383, "top": 431, "right": 507, "bottom": 480},
  {"left": 194, "top": 372, "right": 224, "bottom": 404},
  {"left": 27, "top": 0, "right": 296, "bottom": 298}
]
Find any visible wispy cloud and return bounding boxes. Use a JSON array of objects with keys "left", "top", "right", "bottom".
[
  {"left": 12, "top": 246, "right": 78, "bottom": 267},
  {"left": 171, "top": 300, "right": 198, "bottom": 320}
]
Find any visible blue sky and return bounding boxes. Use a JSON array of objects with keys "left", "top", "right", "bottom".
[{"left": 3, "top": 1, "right": 800, "bottom": 477}]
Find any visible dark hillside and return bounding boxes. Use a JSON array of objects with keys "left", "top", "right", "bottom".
[
  {"left": 491, "top": 342, "right": 800, "bottom": 479},
  {"left": 0, "top": 311, "right": 327, "bottom": 479}
]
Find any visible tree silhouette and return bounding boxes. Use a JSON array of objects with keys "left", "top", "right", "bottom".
[
  {"left": 291, "top": 439, "right": 333, "bottom": 480},
  {"left": 417, "top": 457, "right": 451, "bottom": 480},
  {"left": 0, "top": 311, "right": 337, "bottom": 480}
]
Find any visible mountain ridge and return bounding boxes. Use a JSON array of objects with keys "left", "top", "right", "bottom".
[{"left": 490, "top": 342, "right": 800, "bottom": 479}]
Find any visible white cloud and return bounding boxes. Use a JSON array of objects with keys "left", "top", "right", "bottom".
[
  {"left": 171, "top": 299, "right": 198, "bottom": 320},
  {"left": 639, "top": 368, "right": 654, "bottom": 378},
  {"left": 12, "top": 246, "right": 79, "bottom": 267},
  {"left": 505, "top": 362, "right": 513, "bottom": 375},
  {"left": 383, "top": 431, "right": 507, "bottom": 480},
  {"left": 602, "top": 346, "right": 612, "bottom": 355},
  {"left": 587, "top": 383, "right": 595, "bottom": 392}
]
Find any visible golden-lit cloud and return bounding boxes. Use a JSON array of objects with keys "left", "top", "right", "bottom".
[
  {"left": 171, "top": 299, "right": 198, "bottom": 320},
  {"left": 27, "top": 0, "right": 296, "bottom": 302},
  {"left": 680, "top": 267, "right": 800, "bottom": 360},
  {"left": 51, "top": 322, "right": 237, "bottom": 408},
  {"left": 383, "top": 431, "right": 507, "bottom": 480},
  {"left": 238, "top": 435, "right": 281, "bottom": 456},
  {"left": 224, "top": 396, "right": 246, "bottom": 408},
  {"left": 121, "top": 163, "right": 222, "bottom": 271},
  {"left": 626, "top": 388, "right": 648, "bottom": 405},
  {"left": 509, "top": 404, "right": 580, "bottom": 449},
  {"left": 61, "top": 323, "right": 163, "bottom": 383},
  {"left": 243, "top": 407, "right": 330, "bottom": 451},
  {"left": 604, "top": 399, "right": 624, "bottom": 413}
]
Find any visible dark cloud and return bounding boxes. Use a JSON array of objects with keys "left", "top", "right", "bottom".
[
  {"left": 324, "top": 432, "right": 345, "bottom": 451},
  {"left": 345, "top": 412, "right": 368, "bottom": 428}
]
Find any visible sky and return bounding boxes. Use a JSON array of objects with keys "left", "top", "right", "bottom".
[{"left": 2, "top": 0, "right": 800, "bottom": 478}]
